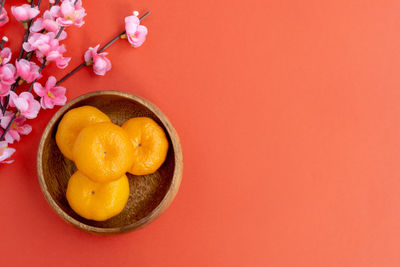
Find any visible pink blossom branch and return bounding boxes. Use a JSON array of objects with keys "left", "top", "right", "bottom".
[
  {"left": 27, "top": 60, "right": 46, "bottom": 92},
  {"left": 55, "top": 26, "right": 65, "bottom": 39},
  {"left": 56, "top": 62, "right": 85, "bottom": 85},
  {"left": 18, "top": 0, "right": 43, "bottom": 59},
  {"left": 100, "top": 11, "right": 150, "bottom": 53},
  {"left": 56, "top": 11, "right": 150, "bottom": 85},
  {"left": 0, "top": 0, "right": 5, "bottom": 16},
  {"left": 3, "top": 0, "right": 46, "bottom": 112},
  {"left": 0, "top": 36, "right": 7, "bottom": 50},
  {"left": 0, "top": 36, "right": 7, "bottom": 111},
  {"left": 4, "top": 23, "right": 63, "bottom": 102},
  {"left": 23, "top": 0, "right": 54, "bottom": 61},
  {"left": 1, "top": 0, "right": 73, "bottom": 114},
  {"left": 2, "top": 86, "right": 14, "bottom": 114},
  {"left": 24, "top": 24, "right": 64, "bottom": 84},
  {"left": 0, "top": 61, "right": 46, "bottom": 141},
  {"left": 1, "top": 11, "right": 150, "bottom": 142},
  {"left": 0, "top": 21, "right": 64, "bottom": 139},
  {"left": 1, "top": 25, "right": 64, "bottom": 114},
  {"left": 0, "top": 113, "right": 16, "bottom": 141}
]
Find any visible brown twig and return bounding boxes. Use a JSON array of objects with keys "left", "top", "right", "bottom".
[{"left": 56, "top": 11, "right": 150, "bottom": 85}]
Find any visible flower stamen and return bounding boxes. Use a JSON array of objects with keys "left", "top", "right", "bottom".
[
  {"left": 0, "top": 144, "right": 7, "bottom": 154},
  {"left": 66, "top": 11, "right": 79, "bottom": 21}
]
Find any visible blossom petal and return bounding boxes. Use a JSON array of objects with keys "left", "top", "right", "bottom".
[
  {"left": 60, "top": 1, "right": 75, "bottom": 17},
  {"left": 46, "top": 76, "right": 57, "bottom": 89},
  {"left": 0, "top": 9, "right": 9, "bottom": 27},
  {"left": 4, "top": 133, "right": 14, "bottom": 144},
  {"left": 0, "top": 145, "right": 15, "bottom": 162},
  {"left": 9, "top": 130, "right": 20, "bottom": 142},
  {"left": 24, "top": 98, "right": 40, "bottom": 119},
  {"left": 30, "top": 18, "right": 44, "bottom": 32},
  {"left": 14, "top": 97, "right": 29, "bottom": 112},
  {"left": 84, "top": 49, "right": 92, "bottom": 63},
  {"left": 125, "top": 15, "right": 139, "bottom": 35},
  {"left": 18, "top": 124, "right": 32, "bottom": 135},
  {"left": 0, "top": 48, "right": 12, "bottom": 64},
  {"left": 49, "top": 6, "right": 60, "bottom": 18},
  {"left": 0, "top": 114, "right": 11, "bottom": 128},
  {"left": 53, "top": 94, "right": 67, "bottom": 106},
  {"left": 33, "top": 82, "right": 46, "bottom": 97},
  {"left": 56, "top": 57, "right": 70, "bottom": 69},
  {"left": 22, "top": 42, "right": 33, "bottom": 52},
  {"left": 51, "top": 85, "right": 65, "bottom": 97}
]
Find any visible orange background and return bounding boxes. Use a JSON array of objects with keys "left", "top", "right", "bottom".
[{"left": 1, "top": 0, "right": 400, "bottom": 266}]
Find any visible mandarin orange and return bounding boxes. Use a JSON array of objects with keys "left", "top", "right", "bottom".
[
  {"left": 66, "top": 171, "right": 129, "bottom": 221},
  {"left": 73, "top": 122, "right": 134, "bottom": 183},
  {"left": 56, "top": 106, "right": 110, "bottom": 160},
  {"left": 122, "top": 117, "right": 169, "bottom": 175}
]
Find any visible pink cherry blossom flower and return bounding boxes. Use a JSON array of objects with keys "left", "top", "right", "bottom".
[
  {"left": 23, "top": 32, "right": 56, "bottom": 55},
  {"left": 33, "top": 76, "right": 67, "bottom": 109},
  {"left": 45, "top": 44, "right": 71, "bottom": 69},
  {"left": 52, "top": 0, "right": 86, "bottom": 28},
  {"left": 0, "top": 63, "right": 16, "bottom": 96},
  {"left": 0, "top": 8, "right": 9, "bottom": 27},
  {"left": 0, "top": 82, "right": 10, "bottom": 97},
  {"left": 0, "top": 47, "right": 11, "bottom": 65},
  {"left": 9, "top": 91, "right": 41, "bottom": 119},
  {"left": 31, "top": 11, "right": 67, "bottom": 40},
  {"left": 84, "top": 45, "right": 112, "bottom": 76},
  {"left": 0, "top": 111, "right": 32, "bottom": 144},
  {"left": 23, "top": 32, "right": 71, "bottom": 69},
  {"left": 49, "top": 4, "right": 59, "bottom": 18},
  {"left": 11, "top": 4, "right": 40, "bottom": 22},
  {"left": 15, "top": 59, "right": 42, "bottom": 83},
  {"left": 0, "top": 141, "right": 15, "bottom": 164},
  {"left": 125, "top": 12, "right": 148, "bottom": 48},
  {"left": 0, "top": 64, "right": 16, "bottom": 86}
]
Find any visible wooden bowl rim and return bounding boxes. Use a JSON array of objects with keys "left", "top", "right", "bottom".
[{"left": 37, "top": 90, "right": 183, "bottom": 234}]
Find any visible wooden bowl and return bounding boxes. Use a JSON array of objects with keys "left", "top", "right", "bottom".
[{"left": 37, "top": 91, "right": 183, "bottom": 234}]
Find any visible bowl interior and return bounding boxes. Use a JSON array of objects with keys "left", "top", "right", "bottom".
[{"left": 39, "top": 93, "right": 176, "bottom": 231}]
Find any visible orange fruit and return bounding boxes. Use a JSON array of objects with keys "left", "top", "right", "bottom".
[
  {"left": 73, "top": 122, "right": 134, "bottom": 183},
  {"left": 122, "top": 117, "right": 169, "bottom": 175},
  {"left": 56, "top": 106, "right": 110, "bottom": 160},
  {"left": 66, "top": 171, "right": 129, "bottom": 221}
]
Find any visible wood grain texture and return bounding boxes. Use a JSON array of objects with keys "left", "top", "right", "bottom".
[{"left": 37, "top": 91, "right": 183, "bottom": 234}]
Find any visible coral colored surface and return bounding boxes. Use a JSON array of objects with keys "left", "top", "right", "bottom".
[{"left": 1, "top": 0, "right": 400, "bottom": 266}]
